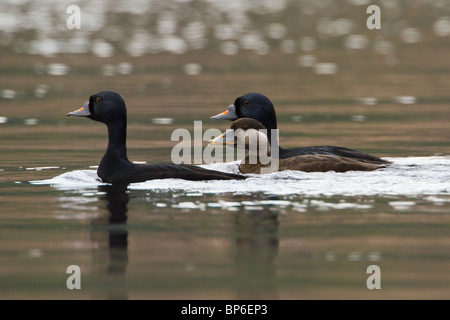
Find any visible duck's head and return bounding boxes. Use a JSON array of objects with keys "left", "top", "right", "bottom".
[
  {"left": 211, "top": 93, "right": 277, "bottom": 131},
  {"left": 209, "top": 118, "right": 270, "bottom": 152},
  {"left": 67, "top": 91, "right": 127, "bottom": 125}
]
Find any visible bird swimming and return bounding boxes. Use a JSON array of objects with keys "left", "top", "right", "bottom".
[
  {"left": 67, "top": 91, "right": 246, "bottom": 184},
  {"left": 211, "top": 92, "right": 390, "bottom": 165},
  {"left": 209, "top": 118, "right": 386, "bottom": 174}
]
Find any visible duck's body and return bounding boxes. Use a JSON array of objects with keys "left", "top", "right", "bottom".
[
  {"left": 211, "top": 93, "right": 390, "bottom": 165},
  {"left": 210, "top": 118, "right": 385, "bottom": 174},
  {"left": 68, "top": 91, "right": 245, "bottom": 184},
  {"left": 239, "top": 153, "right": 383, "bottom": 174},
  {"left": 277, "top": 145, "right": 385, "bottom": 163}
]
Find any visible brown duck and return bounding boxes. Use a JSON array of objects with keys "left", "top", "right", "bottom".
[{"left": 209, "top": 118, "right": 386, "bottom": 174}]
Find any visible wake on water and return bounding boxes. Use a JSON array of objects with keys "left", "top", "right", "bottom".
[{"left": 30, "top": 156, "right": 450, "bottom": 197}]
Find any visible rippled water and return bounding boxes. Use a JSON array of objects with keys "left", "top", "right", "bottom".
[
  {"left": 1, "top": 0, "right": 450, "bottom": 300},
  {"left": 0, "top": 156, "right": 445, "bottom": 299},
  {"left": 32, "top": 156, "right": 450, "bottom": 197}
]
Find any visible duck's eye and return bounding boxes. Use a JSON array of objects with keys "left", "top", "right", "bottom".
[
  {"left": 95, "top": 96, "right": 102, "bottom": 103},
  {"left": 243, "top": 100, "right": 250, "bottom": 106}
]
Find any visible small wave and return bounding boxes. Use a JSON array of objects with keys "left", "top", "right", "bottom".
[
  {"left": 29, "top": 157, "right": 450, "bottom": 196},
  {"left": 30, "top": 170, "right": 105, "bottom": 190}
]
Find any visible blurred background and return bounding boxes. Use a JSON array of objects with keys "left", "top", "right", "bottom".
[{"left": 1, "top": 0, "right": 450, "bottom": 169}]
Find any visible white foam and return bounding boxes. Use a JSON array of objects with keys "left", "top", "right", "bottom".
[
  {"left": 29, "top": 156, "right": 450, "bottom": 197},
  {"left": 151, "top": 118, "right": 174, "bottom": 125},
  {"left": 172, "top": 202, "right": 206, "bottom": 210},
  {"left": 30, "top": 170, "right": 104, "bottom": 190},
  {"left": 26, "top": 166, "right": 60, "bottom": 171},
  {"left": 389, "top": 201, "right": 416, "bottom": 211}
]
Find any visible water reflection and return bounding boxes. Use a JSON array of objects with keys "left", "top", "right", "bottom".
[
  {"left": 233, "top": 208, "right": 279, "bottom": 299},
  {"left": 85, "top": 184, "right": 282, "bottom": 299},
  {"left": 90, "top": 184, "right": 129, "bottom": 299}
]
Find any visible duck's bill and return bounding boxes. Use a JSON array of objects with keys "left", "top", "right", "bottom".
[
  {"left": 210, "top": 105, "right": 238, "bottom": 120},
  {"left": 67, "top": 102, "right": 90, "bottom": 117},
  {"left": 208, "top": 129, "right": 236, "bottom": 145}
]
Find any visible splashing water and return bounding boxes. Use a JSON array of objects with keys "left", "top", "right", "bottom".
[{"left": 30, "top": 156, "right": 450, "bottom": 197}]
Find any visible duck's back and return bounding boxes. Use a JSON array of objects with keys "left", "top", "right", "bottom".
[
  {"left": 278, "top": 145, "right": 389, "bottom": 165},
  {"left": 238, "top": 153, "right": 384, "bottom": 174},
  {"left": 278, "top": 154, "right": 384, "bottom": 173}
]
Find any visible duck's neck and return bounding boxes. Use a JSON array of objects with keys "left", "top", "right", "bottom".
[
  {"left": 239, "top": 133, "right": 282, "bottom": 174},
  {"left": 259, "top": 111, "right": 277, "bottom": 143},
  {"left": 105, "top": 121, "right": 128, "bottom": 160},
  {"left": 243, "top": 137, "right": 272, "bottom": 165},
  {"left": 268, "top": 129, "right": 280, "bottom": 153},
  {"left": 99, "top": 120, "right": 130, "bottom": 174},
  {"left": 97, "top": 120, "right": 131, "bottom": 183}
]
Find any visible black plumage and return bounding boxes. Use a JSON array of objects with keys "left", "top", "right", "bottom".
[
  {"left": 68, "top": 91, "right": 245, "bottom": 184},
  {"left": 211, "top": 93, "right": 390, "bottom": 165}
]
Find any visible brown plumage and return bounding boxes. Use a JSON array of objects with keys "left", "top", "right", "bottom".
[
  {"left": 239, "top": 153, "right": 384, "bottom": 174},
  {"left": 212, "top": 118, "right": 386, "bottom": 175}
]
